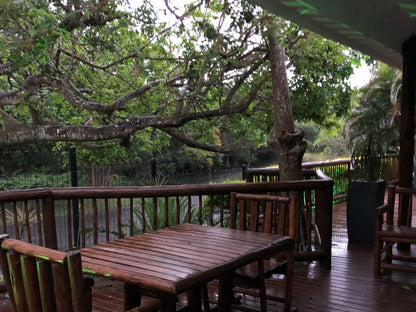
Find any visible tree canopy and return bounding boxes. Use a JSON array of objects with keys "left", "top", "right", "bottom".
[
  {"left": 0, "top": 0, "right": 356, "bottom": 165},
  {"left": 347, "top": 64, "right": 400, "bottom": 155}
]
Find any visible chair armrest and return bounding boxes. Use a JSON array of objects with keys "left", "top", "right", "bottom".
[
  {"left": 375, "top": 204, "right": 393, "bottom": 230},
  {"left": 375, "top": 204, "right": 392, "bottom": 216}
]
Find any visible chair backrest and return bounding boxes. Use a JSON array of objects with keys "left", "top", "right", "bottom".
[
  {"left": 230, "top": 193, "right": 296, "bottom": 237},
  {"left": 0, "top": 235, "right": 91, "bottom": 312},
  {"left": 394, "top": 187, "right": 416, "bottom": 227}
]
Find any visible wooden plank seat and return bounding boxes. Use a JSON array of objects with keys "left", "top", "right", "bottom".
[
  {"left": 229, "top": 193, "right": 296, "bottom": 312},
  {"left": 374, "top": 187, "right": 416, "bottom": 275},
  {"left": 0, "top": 235, "right": 160, "bottom": 312}
]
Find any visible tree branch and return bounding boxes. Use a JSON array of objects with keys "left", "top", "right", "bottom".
[
  {"left": 20, "top": 74, "right": 182, "bottom": 116},
  {"left": 52, "top": 0, "right": 71, "bottom": 13},
  {"left": 57, "top": 49, "right": 139, "bottom": 71},
  {"left": 0, "top": 69, "right": 265, "bottom": 145},
  {"left": 159, "top": 127, "right": 232, "bottom": 153},
  {"left": 59, "top": 6, "right": 122, "bottom": 32},
  {"left": 222, "top": 56, "right": 267, "bottom": 108},
  {"left": 0, "top": 91, "right": 19, "bottom": 106},
  {"left": 175, "top": 73, "right": 269, "bottom": 125},
  {"left": 0, "top": 61, "right": 12, "bottom": 75}
]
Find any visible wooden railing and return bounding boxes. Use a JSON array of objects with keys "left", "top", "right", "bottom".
[
  {"left": 246, "top": 154, "right": 399, "bottom": 200},
  {"left": 0, "top": 169, "right": 333, "bottom": 269},
  {"left": 380, "top": 154, "right": 400, "bottom": 184}
]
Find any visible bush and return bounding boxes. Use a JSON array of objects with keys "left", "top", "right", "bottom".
[{"left": 0, "top": 173, "right": 71, "bottom": 190}]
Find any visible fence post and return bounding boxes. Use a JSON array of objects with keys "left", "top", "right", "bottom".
[
  {"left": 242, "top": 164, "right": 247, "bottom": 181},
  {"left": 151, "top": 158, "right": 157, "bottom": 178},
  {"left": 69, "top": 147, "right": 79, "bottom": 247}
]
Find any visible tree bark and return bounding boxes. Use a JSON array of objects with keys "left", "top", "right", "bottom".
[{"left": 266, "top": 18, "right": 307, "bottom": 181}]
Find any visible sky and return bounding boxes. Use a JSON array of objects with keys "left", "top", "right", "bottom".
[
  {"left": 349, "top": 63, "right": 373, "bottom": 89},
  {"left": 137, "top": 0, "right": 374, "bottom": 89}
]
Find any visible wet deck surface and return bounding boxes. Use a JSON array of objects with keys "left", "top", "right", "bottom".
[{"left": 0, "top": 200, "right": 415, "bottom": 311}]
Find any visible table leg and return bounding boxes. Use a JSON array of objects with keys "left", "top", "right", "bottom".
[
  {"left": 160, "top": 294, "right": 177, "bottom": 312},
  {"left": 187, "top": 286, "right": 202, "bottom": 312},
  {"left": 218, "top": 272, "right": 234, "bottom": 312},
  {"left": 124, "top": 283, "right": 141, "bottom": 311}
]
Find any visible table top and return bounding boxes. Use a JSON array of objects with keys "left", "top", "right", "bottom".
[{"left": 81, "top": 223, "right": 293, "bottom": 295}]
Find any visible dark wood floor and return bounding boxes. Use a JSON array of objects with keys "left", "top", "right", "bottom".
[{"left": 0, "top": 200, "right": 415, "bottom": 312}]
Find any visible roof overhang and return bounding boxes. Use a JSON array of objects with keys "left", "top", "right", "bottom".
[{"left": 249, "top": 0, "right": 416, "bottom": 69}]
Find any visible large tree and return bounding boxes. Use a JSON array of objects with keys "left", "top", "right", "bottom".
[
  {"left": 0, "top": 0, "right": 355, "bottom": 174},
  {"left": 266, "top": 17, "right": 305, "bottom": 181}
]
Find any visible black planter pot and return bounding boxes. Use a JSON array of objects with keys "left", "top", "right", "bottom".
[{"left": 346, "top": 180, "right": 386, "bottom": 243}]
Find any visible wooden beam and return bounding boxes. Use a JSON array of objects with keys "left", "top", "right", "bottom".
[
  {"left": 398, "top": 36, "right": 416, "bottom": 242},
  {"left": 399, "top": 35, "right": 416, "bottom": 188}
]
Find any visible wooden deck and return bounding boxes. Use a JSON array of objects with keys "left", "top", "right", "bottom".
[{"left": 0, "top": 200, "right": 415, "bottom": 312}]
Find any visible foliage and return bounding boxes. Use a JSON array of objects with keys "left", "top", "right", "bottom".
[
  {"left": 202, "top": 178, "right": 247, "bottom": 227},
  {"left": 0, "top": 143, "right": 68, "bottom": 175},
  {"left": 4, "top": 205, "right": 38, "bottom": 238},
  {"left": 0, "top": 172, "right": 70, "bottom": 190},
  {"left": 212, "top": 179, "right": 245, "bottom": 184},
  {"left": 202, "top": 194, "right": 231, "bottom": 227},
  {"left": 0, "top": 0, "right": 357, "bottom": 169},
  {"left": 300, "top": 121, "right": 349, "bottom": 160},
  {"left": 350, "top": 133, "right": 384, "bottom": 181},
  {"left": 142, "top": 174, "right": 168, "bottom": 186},
  {"left": 132, "top": 196, "right": 198, "bottom": 233},
  {"left": 155, "top": 143, "right": 224, "bottom": 176},
  {"left": 347, "top": 64, "right": 399, "bottom": 181},
  {"left": 85, "top": 226, "right": 126, "bottom": 240},
  {"left": 287, "top": 32, "right": 355, "bottom": 128}
]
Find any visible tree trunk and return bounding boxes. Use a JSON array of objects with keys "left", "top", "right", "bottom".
[
  {"left": 219, "top": 116, "right": 231, "bottom": 169},
  {"left": 266, "top": 18, "right": 307, "bottom": 181},
  {"left": 91, "top": 164, "right": 113, "bottom": 186}
]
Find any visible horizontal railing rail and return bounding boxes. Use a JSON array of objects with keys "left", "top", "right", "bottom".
[
  {"left": 0, "top": 169, "right": 333, "bottom": 269},
  {"left": 246, "top": 154, "right": 399, "bottom": 200}
]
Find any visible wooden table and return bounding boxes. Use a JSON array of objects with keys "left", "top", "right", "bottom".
[{"left": 80, "top": 223, "right": 294, "bottom": 312}]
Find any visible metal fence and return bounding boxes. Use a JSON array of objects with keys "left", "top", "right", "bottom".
[
  {"left": 0, "top": 147, "right": 399, "bottom": 199},
  {"left": 0, "top": 148, "right": 244, "bottom": 190}
]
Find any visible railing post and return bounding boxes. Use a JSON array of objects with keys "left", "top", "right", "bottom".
[
  {"left": 230, "top": 192, "right": 236, "bottom": 229},
  {"left": 245, "top": 169, "right": 253, "bottom": 183},
  {"left": 315, "top": 183, "right": 333, "bottom": 269},
  {"left": 43, "top": 193, "right": 58, "bottom": 250},
  {"left": 69, "top": 147, "right": 79, "bottom": 248},
  {"left": 242, "top": 164, "right": 247, "bottom": 181}
]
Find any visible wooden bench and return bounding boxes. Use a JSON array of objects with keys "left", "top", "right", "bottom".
[
  {"left": 0, "top": 234, "right": 93, "bottom": 312},
  {"left": 0, "top": 235, "right": 160, "bottom": 312},
  {"left": 374, "top": 186, "right": 416, "bottom": 275}
]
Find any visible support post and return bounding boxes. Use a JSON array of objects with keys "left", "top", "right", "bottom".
[
  {"left": 398, "top": 36, "right": 416, "bottom": 250},
  {"left": 399, "top": 36, "right": 416, "bottom": 189}
]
